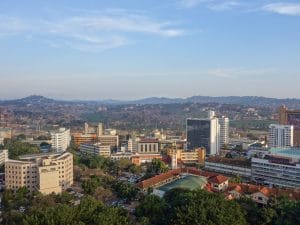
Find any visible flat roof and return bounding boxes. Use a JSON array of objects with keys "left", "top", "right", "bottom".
[{"left": 269, "top": 148, "right": 300, "bottom": 160}]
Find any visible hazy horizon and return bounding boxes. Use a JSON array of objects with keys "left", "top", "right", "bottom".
[
  {"left": 2, "top": 93, "right": 300, "bottom": 102},
  {"left": 1, "top": 0, "right": 300, "bottom": 99}
]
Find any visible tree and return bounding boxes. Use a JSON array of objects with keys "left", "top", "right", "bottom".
[
  {"left": 112, "top": 181, "right": 138, "bottom": 201},
  {"left": 145, "top": 159, "right": 168, "bottom": 178},
  {"left": 135, "top": 195, "right": 168, "bottom": 225},
  {"left": 150, "top": 189, "right": 247, "bottom": 225},
  {"left": 6, "top": 140, "right": 39, "bottom": 159}
]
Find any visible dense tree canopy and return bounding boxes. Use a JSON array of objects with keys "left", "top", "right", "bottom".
[
  {"left": 136, "top": 189, "right": 246, "bottom": 225},
  {"left": 2, "top": 196, "right": 133, "bottom": 225},
  {"left": 4, "top": 138, "right": 39, "bottom": 159}
]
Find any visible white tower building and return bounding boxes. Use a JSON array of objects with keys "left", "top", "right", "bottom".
[
  {"left": 269, "top": 124, "right": 294, "bottom": 148},
  {"left": 51, "top": 128, "right": 71, "bottom": 153},
  {"left": 219, "top": 116, "right": 229, "bottom": 147}
]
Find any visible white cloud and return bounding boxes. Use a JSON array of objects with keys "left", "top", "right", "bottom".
[
  {"left": 208, "top": 67, "right": 276, "bottom": 79},
  {"left": 262, "top": 3, "right": 300, "bottom": 16},
  {"left": 208, "top": 1, "right": 241, "bottom": 11},
  {"left": 0, "top": 10, "right": 185, "bottom": 52},
  {"left": 179, "top": 0, "right": 209, "bottom": 8},
  {"left": 47, "top": 14, "right": 184, "bottom": 37},
  {"left": 0, "top": 16, "right": 27, "bottom": 37}
]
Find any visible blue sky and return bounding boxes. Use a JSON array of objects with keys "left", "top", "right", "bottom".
[{"left": 0, "top": 0, "right": 300, "bottom": 100}]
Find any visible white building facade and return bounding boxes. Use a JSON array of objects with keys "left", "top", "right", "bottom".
[
  {"left": 219, "top": 116, "right": 229, "bottom": 147},
  {"left": 80, "top": 143, "right": 111, "bottom": 157},
  {"left": 269, "top": 124, "right": 294, "bottom": 148},
  {"left": 51, "top": 128, "right": 71, "bottom": 153}
]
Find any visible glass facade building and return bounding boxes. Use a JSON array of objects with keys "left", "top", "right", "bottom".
[{"left": 186, "top": 118, "right": 211, "bottom": 152}]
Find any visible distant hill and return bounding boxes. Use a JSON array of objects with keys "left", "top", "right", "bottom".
[
  {"left": 0, "top": 95, "right": 57, "bottom": 106},
  {"left": 1, "top": 95, "right": 300, "bottom": 108},
  {"left": 125, "top": 96, "right": 300, "bottom": 108}
]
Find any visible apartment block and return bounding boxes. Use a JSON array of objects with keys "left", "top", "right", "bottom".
[
  {"left": 51, "top": 128, "right": 71, "bottom": 152},
  {"left": 80, "top": 143, "right": 111, "bottom": 157},
  {"left": 269, "top": 124, "right": 294, "bottom": 148},
  {"left": 219, "top": 116, "right": 229, "bottom": 147},
  {"left": 5, "top": 152, "right": 73, "bottom": 194}
]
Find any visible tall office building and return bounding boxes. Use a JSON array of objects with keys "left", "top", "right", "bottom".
[
  {"left": 269, "top": 124, "right": 294, "bottom": 148},
  {"left": 278, "top": 105, "right": 300, "bottom": 146},
  {"left": 186, "top": 112, "right": 220, "bottom": 155},
  {"left": 51, "top": 128, "right": 71, "bottom": 152},
  {"left": 219, "top": 116, "right": 229, "bottom": 147}
]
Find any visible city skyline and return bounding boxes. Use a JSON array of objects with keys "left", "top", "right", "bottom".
[{"left": 1, "top": 0, "right": 300, "bottom": 99}]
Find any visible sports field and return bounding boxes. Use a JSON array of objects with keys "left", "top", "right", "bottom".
[{"left": 157, "top": 175, "right": 207, "bottom": 192}]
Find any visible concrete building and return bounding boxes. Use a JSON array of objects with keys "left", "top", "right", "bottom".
[
  {"left": 98, "top": 135, "right": 119, "bottom": 149},
  {"left": 80, "top": 143, "right": 111, "bottom": 157},
  {"left": 186, "top": 112, "right": 220, "bottom": 155},
  {"left": 131, "top": 139, "right": 162, "bottom": 165},
  {"left": 0, "top": 149, "right": 8, "bottom": 166},
  {"left": 219, "top": 116, "right": 229, "bottom": 147},
  {"left": 84, "top": 122, "right": 103, "bottom": 136},
  {"left": 205, "top": 157, "right": 252, "bottom": 178},
  {"left": 73, "top": 133, "right": 98, "bottom": 145},
  {"left": 167, "top": 148, "right": 206, "bottom": 165},
  {"left": 269, "top": 124, "right": 294, "bottom": 148},
  {"left": 127, "top": 138, "right": 138, "bottom": 152},
  {"left": 137, "top": 139, "right": 160, "bottom": 154},
  {"left": 110, "top": 152, "right": 133, "bottom": 161},
  {"left": 251, "top": 148, "right": 300, "bottom": 188},
  {"left": 51, "top": 128, "right": 71, "bottom": 152},
  {"left": 5, "top": 152, "right": 73, "bottom": 194},
  {"left": 131, "top": 153, "right": 162, "bottom": 166}
]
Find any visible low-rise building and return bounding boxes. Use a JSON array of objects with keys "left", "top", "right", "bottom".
[
  {"left": 208, "top": 175, "right": 228, "bottom": 192},
  {"left": 80, "top": 143, "right": 111, "bottom": 157},
  {"left": 205, "top": 157, "right": 252, "bottom": 178},
  {"left": 110, "top": 152, "right": 133, "bottom": 161},
  {"left": 98, "top": 135, "right": 119, "bottom": 149},
  {"left": 227, "top": 183, "right": 300, "bottom": 205},
  {"left": 73, "top": 133, "right": 98, "bottom": 145},
  {"left": 5, "top": 152, "right": 73, "bottom": 194},
  {"left": 131, "top": 153, "right": 162, "bottom": 166},
  {"left": 137, "top": 139, "right": 160, "bottom": 154},
  {"left": 252, "top": 155, "right": 300, "bottom": 188},
  {"left": 167, "top": 148, "right": 206, "bottom": 164}
]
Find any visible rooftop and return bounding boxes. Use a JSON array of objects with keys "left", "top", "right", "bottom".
[
  {"left": 269, "top": 148, "right": 300, "bottom": 160},
  {"left": 157, "top": 175, "right": 207, "bottom": 192},
  {"left": 206, "top": 157, "right": 251, "bottom": 167},
  {"left": 208, "top": 175, "right": 228, "bottom": 184}
]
